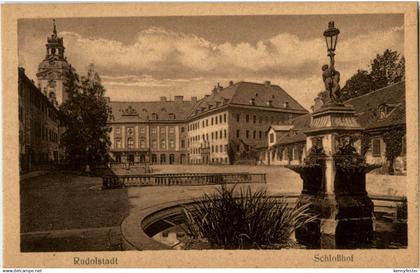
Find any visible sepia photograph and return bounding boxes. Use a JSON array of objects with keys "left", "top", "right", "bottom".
[{"left": 2, "top": 2, "right": 419, "bottom": 268}]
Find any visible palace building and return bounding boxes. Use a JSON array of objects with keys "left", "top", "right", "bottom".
[
  {"left": 107, "top": 96, "right": 195, "bottom": 165},
  {"left": 107, "top": 81, "right": 308, "bottom": 165},
  {"left": 263, "top": 82, "right": 407, "bottom": 174}
]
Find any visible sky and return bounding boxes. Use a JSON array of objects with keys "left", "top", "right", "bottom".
[{"left": 18, "top": 14, "right": 404, "bottom": 109}]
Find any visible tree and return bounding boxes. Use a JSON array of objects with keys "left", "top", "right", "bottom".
[
  {"left": 341, "top": 49, "right": 405, "bottom": 100},
  {"left": 370, "top": 49, "right": 404, "bottom": 90},
  {"left": 340, "top": 70, "right": 375, "bottom": 101},
  {"left": 59, "top": 64, "right": 111, "bottom": 171},
  {"left": 383, "top": 128, "right": 405, "bottom": 175},
  {"left": 227, "top": 142, "right": 237, "bottom": 165}
]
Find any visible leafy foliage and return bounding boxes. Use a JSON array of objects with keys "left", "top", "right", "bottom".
[
  {"left": 182, "top": 185, "right": 316, "bottom": 249},
  {"left": 341, "top": 70, "right": 375, "bottom": 101},
  {"left": 383, "top": 128, "right": 405, "bottom": 175},
  {"left": 341, "top": 49, "right": 404, "bottom": 100},
  {"left": 59, "top": 64, "right": 111, "bottom": 169},
  {"left": 361, "top": 133, "right": 371, "bottom": 156},
  {"left": 227, "top": 142, "right": 237, "bottom": 165}
]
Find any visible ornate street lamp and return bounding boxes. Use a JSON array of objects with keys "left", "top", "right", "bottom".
[{"left": 323, "top": 21, "right": 340, "bottom": 63}]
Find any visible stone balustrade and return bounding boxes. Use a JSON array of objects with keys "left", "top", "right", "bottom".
[{"left": 102, "top": 172, "right": 266, "bottom": 189}]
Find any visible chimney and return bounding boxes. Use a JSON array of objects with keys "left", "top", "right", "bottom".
[
  {"left": 264, "top": 81, "right": 271, "bottom": 87},
  {"left": 229, "top": 80, "right": 234, "bottom": 86},
  {"left": 217, "top": 82, "right": 223, "bottom": 92},
  {"left": 160, "top": 96, "right": 167, "bottom": 102},
  {"left": 283, "top": 101, "right": 289, "bottom": 108},
  {"left": 174, "top": 95, "right": 184, "bottom": 102},
  {"left": 191, "top": 96, "right": 197, "bottom": 102}
]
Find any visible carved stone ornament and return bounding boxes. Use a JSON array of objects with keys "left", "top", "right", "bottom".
[
  {"left": 335, "top": 134, "right": 358, "bottom": 155},
  {"left": 121, "top": 105, "right": 139, "bottom": 116}
]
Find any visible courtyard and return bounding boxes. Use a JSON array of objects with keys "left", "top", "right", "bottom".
[{"left": 20, "top": 165, "right": 407, "bottom": 251}]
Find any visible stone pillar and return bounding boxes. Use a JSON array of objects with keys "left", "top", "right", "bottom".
[{"left": 292, "top": 103, "right": 378, "bottom": 249}]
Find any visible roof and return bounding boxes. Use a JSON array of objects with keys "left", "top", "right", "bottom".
[
  {"left": 345, "top": 81, "right": 405, "bottom": 130},
  {"left": 275, "top": 82, "right": 405, "bottom": 145},
  {"left": 189, "top": 81, "right": 307, "bottom": 118},
  {"left": 108, "top": 100, "right": 196, "bottom": 123}
]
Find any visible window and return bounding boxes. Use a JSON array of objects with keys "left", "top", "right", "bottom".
[
  {"left": 372, "top": 138, "right": 381, "bottom": 157},
  {"left": 206, "top": 119, "right": 208, "bottom": 126},
  {"left": 236, "top": 113, "right": 240, "bottom": 122},
  {"left": 127, "top": 127, "right": 134, "bottom": 136},
  {"left": 140, "top": 139, "right": 146, "bottom": 148},
  {"left": 220, "top": 130, "right": 223, "bottom": 138},
  {"left": 270, "top": 133, "right": 274, "bottom": 143},
  {"left": 253, "top": 115, "right": 256, "bottom": 123},
  {"left": 151, "top": 127, "right": 157, "bottom": 134},
  {"left": 181, "top": 140, "right": 185, "bottom": 148},
  {"left": 224, "top": 114, "right": 227, "bottom": 123},
  {"left": 127, "top": 138, "right": 134, "bottom": 149},
  {"left": 152, "top": 154, "right": 157, "bottom": 163},
  {"left": 215, "top": 145, "right": 219, "bottom": 153},
  {"left": 169, "top": 127, "right": 175, "bottom": 134},
  {"left": 181, "top": 127, "right": 185, "bottom": 133},
  {"left": 151, "top": 113, "right": 159, "bottom": 120},
  {"left": 168, "top": 113, "right": 176, "bottom": 120},
  {"left": 259, "top": 131, "right": 262, "bottom": 139},
  {"left": 259, "top": 116, "right": 262, "bottom": 124},
  {"left": 219, "top": 115, "right": 222, "bottom": 123},
  {"left": 169, "top": 140, "right": 175, "bottom": 149},
  {"left": 139, "top": 127, "right": 145, "bottom": 134},
  {"left": 236, "top": 130, "right": 240, "bottom": 138},
  {"left": 115, "top": 139, "right": 122, "bottom": 148},
  {"left": 215, "top": 117, "right": 218, "bottom": 125},
  {"left": 246, "top": 115, "right": 249, "bottom": 123},
  {"left": 161, "top": 140, "right": 166, "bottom": 149},
  {"left": 224, "top": 129, "right": 227, "bottom": 138},
  {"left": 160, "top": 154, "right": 166, "bottom": 164},
  {"left": 152, "top": 140, "right": 157, "bottom": 149},
  {"left": 211, "top": 117, "right": 214, "bottom": 125},
  {"left": 253, "top": 130, "right": 256, "bottom": 139},
  {"left": 246, "top": 130, "right": 249, "bottom": 138},
  {"left": 115, "top": 127, "right": 121, "bottom": 135}
]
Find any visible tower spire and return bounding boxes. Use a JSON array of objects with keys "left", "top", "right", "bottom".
[{"left": 53, "top": 19, "right": 57, "bottom": 35}]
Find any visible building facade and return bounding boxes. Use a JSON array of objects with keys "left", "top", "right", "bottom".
[
  {"left": 263, "top": 82, "right": 407, "bottom": 175},
  {"left": 19, "top": 21, "right": 77, "bottom": 173},
  {"left": 107, "top": 96, "right": 194, "bottom": 164},
  {"left": 19, "top": 67, "right": 61, "bottom": 173},
  {"left": 107, "top": 81, "right": 308, "bottom": 165}
]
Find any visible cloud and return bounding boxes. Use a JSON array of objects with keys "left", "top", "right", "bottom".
[{"left": 18, "top": 24, "right": 404, "bottom": 109}]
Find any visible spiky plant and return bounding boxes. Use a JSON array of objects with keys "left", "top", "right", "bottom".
[{"left": 181, "top": 184, "right": 316, "bottom": 249}]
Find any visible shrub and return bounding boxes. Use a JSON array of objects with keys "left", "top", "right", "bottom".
[{"left": 181, "top": 184, "right": 316, "bottom": 249}]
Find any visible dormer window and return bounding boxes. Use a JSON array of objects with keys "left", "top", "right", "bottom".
[
  {"left": 377, "top": 104, "right": 396, "bottom": 120},
  {"left": 250, "top": 98, "right": 256, "bottom": 105},
  {"left": 267, "top": 100, "right": 273, "bottom": 107},
  {"left": 151, "top": 113, "right": 159, "bottom": 120},
  {"left": 283, "top": 101, "right": 289, "bottom": 108},
  {"left": 168, "top": 113, "right": 176, "bottom": 120}
]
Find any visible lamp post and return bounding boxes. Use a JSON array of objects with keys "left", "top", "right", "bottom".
[{"left": 323, "top": 21, "right": 340, "bottom": 66}]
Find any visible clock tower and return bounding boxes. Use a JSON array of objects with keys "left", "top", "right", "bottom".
[{"left": 37, "top": 19, "right": 78, "bottom": 106}]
